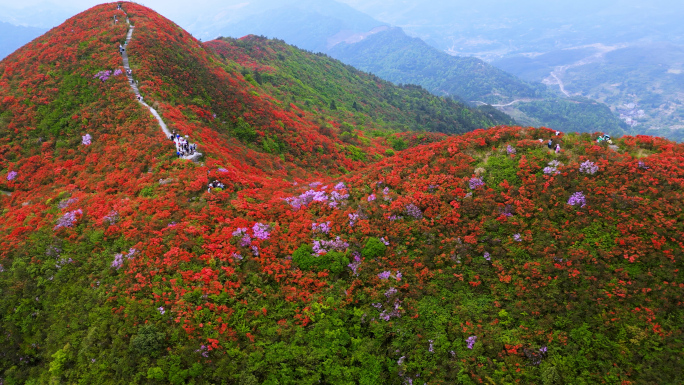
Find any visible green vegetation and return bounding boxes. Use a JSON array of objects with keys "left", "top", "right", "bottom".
[
  {"left": 210, "top": 35, "right": 513, "bottom": 135},
  {"left": 516, "top": 97, "right": 629, "bottom": 136},
  {"left": 326, "top": 27, "right": 629, "bottom": 137}
]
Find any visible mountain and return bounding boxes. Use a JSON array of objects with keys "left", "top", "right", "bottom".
[
  {"left": 193, "top": 0, "right": 628, "bottom": 136},
  {"left": 183, "top": 0, "right": 385, "bottom": 46},
  {"left": 1, "top": 3, "right": 684, "bottom": 384},
  {"left": 0, "top": 2, "right": 78, "bottom": 29},
  {"left": 0, "top": 21, "right": 45, "bottom": 60},
  {"left": 206, "top": 35, "right": 513, "bottom": 135},
  {"left": 328, "top": 27, "right": 542, "bottom": 103},
  {"left": 336, "top": 0, "right": 684, "bottom": 141},
  {"left": 327, "top": 27, "right": 629, "bottom": 136}
]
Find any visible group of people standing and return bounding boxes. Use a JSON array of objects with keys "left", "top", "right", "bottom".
[
  {"left": 170, "top": 132, "right": 197, "bottom": 158},
  {"left": 207, "top": 180, "right": 226, "bottom": 193}
]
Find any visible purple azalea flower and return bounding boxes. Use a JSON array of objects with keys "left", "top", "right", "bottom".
[
  {"left": 405, "top": 204, "right": 423, "bottom": 219},
  {"left": 312, "top": 222, "right": 331, "bottom": 234},
  {"left": 81, "top": 134, "right": 92, "bottom": 146},
  {"left": 313, "top": 237, "right": 349, "bottom": 254},
  {"left": 568, "top": 191, "right": 587, "bottom": 208},
  {"left": 348, "top": 254, "right": 361, "bottom": 275},
  {"left": 466, "top": 335, "right": 477, "bottom": 349},
  {"left": 469, "top": 177, "right": 484, "bottom": 190},
  {"left": 252, "top": 222, "right": 271, "bottom": 240},
  {"left": 378, "top": 271, "right": 391, "bottom": 280},
  {"left": 579, "top": 160, "right": 599, "bottom": 175},
  {"left": 54, "top": 209, "right": 82, "bottom": 230},
  {"left": 7, "top": 171, "right": 17, "bottom": 181}
]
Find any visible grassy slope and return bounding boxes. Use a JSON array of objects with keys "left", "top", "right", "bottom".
[{"left": 0, "top": 4, "right": 683, "bottom": 385}]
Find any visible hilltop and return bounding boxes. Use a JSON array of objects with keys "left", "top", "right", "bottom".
[{"left": 1, "top": 3, "right": 683, "bottom": 385}]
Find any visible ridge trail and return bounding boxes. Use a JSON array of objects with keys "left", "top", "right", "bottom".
[{"left": 119, "top": 11, "right": 202, "bottom": 161}]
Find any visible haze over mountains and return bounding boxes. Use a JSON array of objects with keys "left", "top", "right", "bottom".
[{"left": 339, "top": 0, "right": 684, "bottom": 139}]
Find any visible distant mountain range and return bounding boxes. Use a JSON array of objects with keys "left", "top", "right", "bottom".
[
  {"left": 198, "top": 0, "right": 628, "bottom": 136},
  {"left": 0, "top": 22, "right": 45, "bottom": 60}
]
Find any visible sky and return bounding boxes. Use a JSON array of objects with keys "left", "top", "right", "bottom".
[{"left": 0, "top": 0, "right": 200, "bottom": 28}]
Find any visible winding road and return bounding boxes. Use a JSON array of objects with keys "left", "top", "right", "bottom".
[{"left": 471, "top": 99, "right": 535, "bottom": 107}]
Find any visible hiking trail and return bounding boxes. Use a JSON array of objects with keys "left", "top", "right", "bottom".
[{"left": 120, "top": 11, "right": 202, "bottom": 162}]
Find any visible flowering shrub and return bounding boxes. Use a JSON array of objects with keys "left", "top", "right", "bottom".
[
  {"left": 466, "top": 336, "right": 477, "bottom": 349},
  {"left": 111, "top": 248, "right": 137, "bottom": 269},
  {"left": 251, "top": 222, "right": 270, "bottom": 240},
  {"left": 312, "top": 222, "right": 331, "bottom": 234},
  {"left": 567, "top": 191, "right": 587, "bottom": 208},
  {"left": 93, "top": 70, "right": 113, "bottom": 82},
  {"left": 54, "top": 209, "right": 82, "bottom": 230},
  {"left": 6, "top": 171, "right": 18, "bottom": 181},
  {"left": 312, "top": 237, "right": 349, "bottom": 254},
  {"left": 543, "top": 160, "right": 562, "bottom": 175},
  {"left": 404, "top": 204, "right": 423, "bottom": 219},
  {"left": 469, "top": 177, "right": 484, "bottom": 189},
  {"left": 579, "top": 160, "right": 598, "bottom": 174}
]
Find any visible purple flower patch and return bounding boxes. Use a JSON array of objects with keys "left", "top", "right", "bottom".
[
  {"left": 466, "top": 335, "right": 477, "bottom": 349},
  {"left": 568, "top": 191, "right": 587, "bottom": 208},
  {"left": 469, "top": 177, "right": 484, "bottom": 190},
  {"left": 54, "top": 209, "right": 82, "bottom": 230}
]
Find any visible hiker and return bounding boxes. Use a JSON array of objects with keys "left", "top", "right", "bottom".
[
  {"left": 547, "top": 139, "right": 553, "bottom": 149},
  {"left": 555, "top": 144, "right": 560, "bottom": 154}
]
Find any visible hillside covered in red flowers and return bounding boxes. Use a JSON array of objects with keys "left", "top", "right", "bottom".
[{"left": 1, "top": 3, "right": 683, "bottom": 385}]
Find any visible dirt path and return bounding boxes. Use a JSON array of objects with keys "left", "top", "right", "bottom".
[
  {"left": 0, "top": 190, "right": 11, "bottom": 197},
  {"left": 120, "top": 11, "right": 202, "bottom": 161}
]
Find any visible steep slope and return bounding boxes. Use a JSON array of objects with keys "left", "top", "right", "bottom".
[
  {"left": 206, "top": 35, "right": 513, "bottom": 135},
  {"left": 1, "top": 4, "right": 683, "bottom": 385}
]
